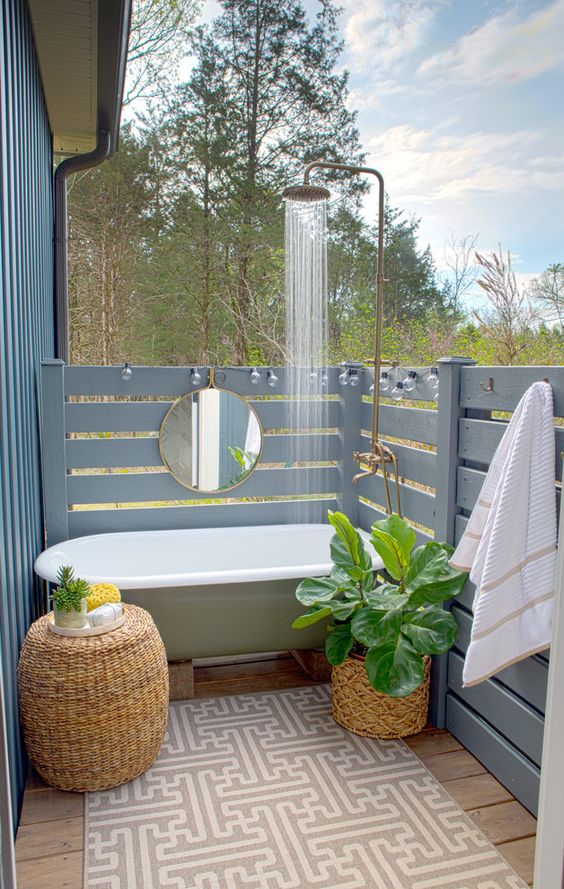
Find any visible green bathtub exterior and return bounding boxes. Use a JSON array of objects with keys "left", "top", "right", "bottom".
[{"left": 122, "top": 578, "right": 328, "bottom": 661}]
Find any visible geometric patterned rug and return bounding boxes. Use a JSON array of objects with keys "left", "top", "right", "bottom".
[{"left": 85, "top": 685, "right": 527, "bottom": 888}]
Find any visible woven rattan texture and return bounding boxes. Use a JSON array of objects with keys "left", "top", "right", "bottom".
[
  {"left": 18, "top": 605, "right": 169, "bottom": 792},
  {"left": 331, "top": 655, "right": 430, "bottom": 739}
]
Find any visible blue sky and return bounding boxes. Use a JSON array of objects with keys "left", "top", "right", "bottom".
[{"left": 194, "top": 0, "right": 563, "bottom": 300}]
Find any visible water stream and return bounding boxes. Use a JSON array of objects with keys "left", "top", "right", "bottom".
[{"left": 284, "top": 197, "right": 330, "bottom": 521}]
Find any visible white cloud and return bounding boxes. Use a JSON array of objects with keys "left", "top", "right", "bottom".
[
  {"left": 418, "top": 0, "right": 564, "bottom": 86},
  {"left": 343, "top": 0, "right": 442, "bottom": 72},
  {"left": 362, "top": 124, "right": 563, "bottom": 205}
]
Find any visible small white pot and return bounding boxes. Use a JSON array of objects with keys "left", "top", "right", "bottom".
[{"left": 53, "top": 598, "right": 88, "bottom": 629}]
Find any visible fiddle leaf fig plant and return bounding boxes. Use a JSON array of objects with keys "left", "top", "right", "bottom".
[{"left": 292, "top": 511, "right": 468, "bottom": 697}]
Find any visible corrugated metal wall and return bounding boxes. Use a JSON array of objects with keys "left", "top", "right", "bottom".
[{"left": 0, "top": 0, "right": 54, "bottom": 834}]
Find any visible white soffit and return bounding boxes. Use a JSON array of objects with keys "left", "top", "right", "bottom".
[{"left": 27, "top": 0, "right": 98, "bottom": 155}]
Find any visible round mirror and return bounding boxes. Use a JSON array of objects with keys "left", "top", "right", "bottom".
[{"left": 159, "top": 388, "right": 262, "bottom": 492}]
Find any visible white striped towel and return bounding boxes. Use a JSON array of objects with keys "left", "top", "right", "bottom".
[{"left": 449, "top": 381, "right": 556, "bottom": 687}]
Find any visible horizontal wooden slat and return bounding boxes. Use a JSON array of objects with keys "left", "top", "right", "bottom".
[
  {"left": 66, "top": 437, "right": 162, "bottom": 468},
  {"left": 67, "top": 465, "right": 340, "bottom": 505},
  {"left": 63, "top": 365, "right": 340, "bottom": 397},
  {"left": 65, "top": 399, "right": 340, "bottom": 433},
  {"left": 66, "top": 401, "right": 172, "bottom": 432},
  {"left": 361, "top": 402, "right": 438, "bottom": 445},
  {"left": 361, "top": 366, "right": 437, "bottom": 402},
  {"left": 358, "top": 473, "right": 435, "bottom": 529},
  {"left": 461, "top": 365, "right": 564, "bottom": 415},
  {"left": 446, "top": 694, "right": 540, "bottom": 815},
  {"left": 358, "top": 501, "right": 433, "bottom": 544},
  {"left": 457, "top": 464, "right": 560, "bottom": 515},
  {"left": 214, "top": 367, "right": 340, "bottom": 396},
  {"left": 448, "top": 652, "right": 544, "bottom": 766},
  {"left": 359, "top": 435, "right": 436, "bottom": 487},
  {"left": 251, "top": 400, "right": 340, "bottom": 430},
  {"left": 65, "top": 433, "right": 342, "bottom": 469},
  {"left": 460, "top": 417, "right": 564, "bottom": 480},
  {"left": 68, "top": 498, "right": 339, "bottom": 537},
  {"left": 64, "top": 365, "right": 208, "bottom": 396},
  {"left": 456, "top": 465, "right": 485, "bottom": 511}
]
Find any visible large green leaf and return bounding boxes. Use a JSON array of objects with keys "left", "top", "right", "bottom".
[
  {"left": 330, "top": 565, "right": 357, "bottom": 591},
  {"left": 369, "top": 528, "right": 404, "bottom": 580},
  {"left": 405, "top": 542, "right": 445, "bottom": 585},
  {"left": 328, "top": 511, "right": 373, "bottom": 579},
  {"left": 330, "top": 600, "right": 360, "bottom": 621},
  {"left": 406, "top": 546, "right": 467, "bottom": 607},
  {"left": 371, "top": 514, "right": 415, "bottom": 566},
  {"left": 325, "top": 622, "right": 354, "bottom": 665},
  {"left": 364, "top": 583, "right": 408, "bottom": 609},
  {"left": 364, "top": 636, "right": 424, "bottom": 697},
  {"left": 351, "top": 607, "right": 402, "bottom": 647},
  {"left": 291, "top": 605, "right": 333, "bottom": 629},
  {"left": 328, "top": 510, "right": 361, "bottom": 563},
  {"left": 296, "top": 576, "right": 339, "bottom": 606},
  {"left": 402, "top": 606, "right": 458, "bottom": 655}
]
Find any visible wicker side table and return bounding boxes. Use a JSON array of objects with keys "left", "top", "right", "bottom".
[{"left": 18, "top": 604, "right": 169, "bottom": 792}]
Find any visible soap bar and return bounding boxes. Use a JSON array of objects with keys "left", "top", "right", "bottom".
[{"left": 88, "top": 602, "right": 123, "bottom": 626}]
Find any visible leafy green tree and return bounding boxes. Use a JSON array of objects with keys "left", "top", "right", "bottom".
[
  {"left": 68, "top": 128, "right": 161, "bottom": 364},
  {"left": 206, "top": 0, "right": 366, "bottom": 361}
]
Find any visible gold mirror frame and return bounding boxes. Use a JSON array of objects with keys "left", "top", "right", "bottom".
[{"left": 159, "top": 368, "right": 264, "bottom": 494}]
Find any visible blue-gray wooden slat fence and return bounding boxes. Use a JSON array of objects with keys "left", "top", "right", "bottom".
[
  {"left": 442, "top": 365, "right": 563, "bottom": 816},
  {"left": 0, "top": 0, "right": 54, "bottom": 850}
]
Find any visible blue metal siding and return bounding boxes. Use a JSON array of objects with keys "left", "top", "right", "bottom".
[{"left": 0, "top": 0, "right": 54, "bottom": 829}]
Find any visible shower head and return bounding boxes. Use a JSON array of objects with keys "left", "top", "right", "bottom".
[{"left": 282, "top": 184, "right": 331, "bottom": 202}]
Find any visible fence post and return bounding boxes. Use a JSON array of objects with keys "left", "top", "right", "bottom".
[
  {"left": 40, "top": 359, "right": 69, "bottom": 545},
  {"left": 337, "top": 360, "right": 363, "bottom": 525},
  {"left": 428, "top": 355, "right": 475, "bottom": 727}
]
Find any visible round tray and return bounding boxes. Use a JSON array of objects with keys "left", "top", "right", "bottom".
[{"left": 47, "top": 612, "right": 126, "bottom": 637}]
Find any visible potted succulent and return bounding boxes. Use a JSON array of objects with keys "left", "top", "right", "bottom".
[
  {"left": 292, "top": 511, "right": 468, "bottom": 738},
  {"left": 51, "top": 565, "right": 90, "bottom": 629}
]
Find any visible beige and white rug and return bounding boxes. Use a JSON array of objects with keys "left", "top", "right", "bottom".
[{"left": 86, "top": 685, "right": 527, "bottom": 888}]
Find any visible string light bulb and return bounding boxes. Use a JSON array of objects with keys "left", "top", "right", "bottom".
[
  {"left": 338, "top": 369, "right": 349, "bottom": 386},
  {"left": 250, "top": 367, "right": 261, "bottom": 385},
  {"left": 391, "top": 381, "right": 404, "bottom": 401},
  {"left": 403, "top": 370, "right": 417, "bottom": 393},
  {"left": 428, "top": 367, "right": 439, "bottom": 389},
  {"left": 267, "top": 369, "right": 279, "bottom": 388},
  {"left": 121, "top": 362, "right": 132, "bottom": 381},
  {"left": 379, "top": 370, "right": 390, "bottom": 392},
  {"left": 191, "top": 367, "right": 201, "bottom": 386},
  {"left": 348, "top": 370, "right": 360, "bottom": 387}
]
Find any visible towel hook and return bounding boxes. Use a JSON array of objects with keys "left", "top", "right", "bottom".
[{"left": 480, "top": 377, "right": 494, "bottom": 392}]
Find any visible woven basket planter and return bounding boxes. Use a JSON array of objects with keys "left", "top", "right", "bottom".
[
  {"left": 332, "top": 654, "right": 431, "bottom": 739},
  {"left": 18, "top": 605, "right": 169, "bottom": 792}
]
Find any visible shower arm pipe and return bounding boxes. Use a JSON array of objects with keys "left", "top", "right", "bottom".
[{"left": 303, "top": 161, "right": 385, "bottom": 447}]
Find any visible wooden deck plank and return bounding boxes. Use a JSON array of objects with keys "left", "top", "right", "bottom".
[
  {"left": 421, "top": 749, "right": 487, "bottom": 783},
  {"left": 194, "top": 670, "right": 322, "bottom": 698},
  {"left": 496, "top": 836, "right": 536, "bottom": 885},
  {"left": 16, "top": 850, "right": 83, "bottom": 889},
  {"left": 19, "top": 788, "right": 83, "bottom": 825},
  {"left": 466, "top": 801, "right": 537, "bottom": 845},
  {"left": 15, "top": 816, "right": 84, "bottom": 861},
  {"left": 404, "top": 728, "right": 464, "bottom": 757},
  {"left": 442, "top": 773, "right": 514, "bottom": 810}
]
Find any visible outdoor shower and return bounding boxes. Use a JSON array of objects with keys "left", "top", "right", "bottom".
[{"left": 283, "top": 160, "right": 401, "bottom": 516}]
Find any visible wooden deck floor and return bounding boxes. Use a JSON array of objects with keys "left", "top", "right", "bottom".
[{"left": 15, "top": 653, "right": 537, "bottom": 888}]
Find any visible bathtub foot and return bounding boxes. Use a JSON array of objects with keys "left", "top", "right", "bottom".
[
  {"left": 168, "top": 660, "right": 195, "bottom": 700},
  {"left": 290, "top": 649, "right": 332, "bottom": 682}
]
